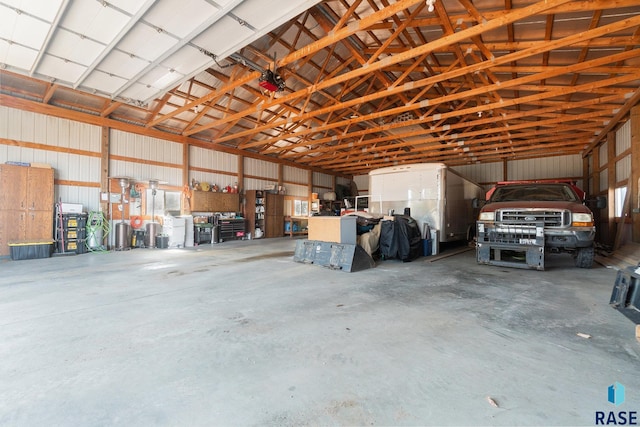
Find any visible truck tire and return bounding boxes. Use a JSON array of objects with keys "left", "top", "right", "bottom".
[{"left": 575, "top": 246, "right": 594, "bottom": 268}]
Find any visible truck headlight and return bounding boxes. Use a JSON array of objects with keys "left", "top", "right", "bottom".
[
  {"left": 572, "top": 213, "right": 593, "bottom": 227},
  {"left": 479, "top": 212, "right": 495, "bottom": 221}
]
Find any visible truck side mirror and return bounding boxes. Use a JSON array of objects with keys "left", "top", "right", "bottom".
[
  {"left": 472, "top": 198, "right": 483, "bottom": 209},
  {"left": 596, "top": 196, "right": 607, "bottom": 210}
]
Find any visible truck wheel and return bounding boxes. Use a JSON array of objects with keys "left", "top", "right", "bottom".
[{"left": 575, "top": 246, "right": 594, "bottom": 268}]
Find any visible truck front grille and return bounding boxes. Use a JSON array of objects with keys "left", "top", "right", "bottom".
[{"left": 498, "top": 209, "right": 568, "bottom": 227}]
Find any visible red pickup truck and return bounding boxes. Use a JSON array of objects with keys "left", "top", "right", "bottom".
[{"left": 473, "top": 180, "right": 606, "bottom": 270}]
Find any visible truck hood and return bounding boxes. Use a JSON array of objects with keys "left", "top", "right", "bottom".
[{"left": 481, "top": 201, "right": 592, "bottom": 213}]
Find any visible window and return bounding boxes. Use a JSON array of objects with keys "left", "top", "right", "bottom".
[
  {"left": 293, "top": 199, "right": 308, "bottom": 217},
  {"left": 614, "top": 186, "right": 627, "bottom": 218}
]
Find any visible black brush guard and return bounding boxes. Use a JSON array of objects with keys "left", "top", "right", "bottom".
[{"left": 476, "top": 221, "right": 545, "bottom": 270}]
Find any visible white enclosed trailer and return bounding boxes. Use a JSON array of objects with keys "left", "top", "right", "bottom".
[{"left": 368, "top": 163, "right": 483, "bottom": 244}]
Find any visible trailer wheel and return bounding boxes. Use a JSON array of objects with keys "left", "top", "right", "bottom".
[
  {"left": 575, "top": 246, "right": 594, "bottom": 268},
  {"left": 466, "top": 224, "right": 476, "bottom": 242}
]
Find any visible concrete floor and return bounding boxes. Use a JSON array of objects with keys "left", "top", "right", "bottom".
[{"left": 0, "top": 238, "right": 638, "bottom": 426}]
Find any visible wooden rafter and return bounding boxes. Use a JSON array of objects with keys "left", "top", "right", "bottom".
[{"left": 1, "top": 0, "right": 637, "bottom": 175}]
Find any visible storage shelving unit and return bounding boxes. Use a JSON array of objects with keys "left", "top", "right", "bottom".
[
  {"left": 284, "top": 216, "right": 308, "bottom": 238},
  {"left": 245, "top": 190, "right": 265, "bottom": 237},
  {"left": 246, "top": 190, "right": 284, "bottom": 238}
]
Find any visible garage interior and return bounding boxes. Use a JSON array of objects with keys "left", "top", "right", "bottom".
[{"left": 1, "top": 0, "right": 640, "bottom": 425}]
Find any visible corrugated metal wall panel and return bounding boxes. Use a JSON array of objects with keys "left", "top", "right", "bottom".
[
  {"left": 0, "top": 108, "right": 103, "bottom": 212},
  {"left": 6, "top": 107, "right": 23, "bottom": 139},
  {"left": 313, "top": 172, "right": 333, "bottom": 189},
  {"left": 0, "top": 106, "right": 102, "bottom": 152},
  {"left": 34, "top": 112, "right": 48, "bottom": 143},
  {"left": 286, "top": 183, "right": 308, "bottom": 198},
  {"left": 616, "top": 155, "right": 631, "bottom": 183},
  {"left": 616, "top": 120, "right": 631, "bottom": 155},
  {"left": 47, "top": 115, "right": 61, "bottom": 146},
  {"left": 110, "top": 159, "right": 181, "bottom": 186},
  {"left": 244, "top": 177, "right": 278, "bottom": 191},
  {"left": 600, "top": 170, "right": 608, "bottom": 191},
  {"left": 18, "top": 110, "right": 35, "bottom": 142},
  {"left": 353, "top": 175, "right": 369, "bottom": 194},
  {"left": 111, "top": 130, "right": 181, "bottom": 163},
  {"left": 283, "top": 165, "right": 307, "bottom": 184},
  {"left": 451, "top": 161, "right": 503, "bottom": 184},
  {"left": 599, "top": 142, "right": 608, "bottom": 167},
  {"left": 245, "top": 157, "right": 277, "bottom": 179},
  {"left": 16, "top": 151, "right": 97, "bottom": 183},
  {"left": 56, "top": 186, "right": 101, "bottom": 212},
  {"left": 313, "top": 187, "right": 330, "bottom": 196},
  {"left": 190, "top": 148, "right": 237, "bottom": 172},
  {"left": 0, "top": 106, "right": 7, "bottom": 139},
  {"left": 507, "top": 155, "right": 582, "bottom": 180}
]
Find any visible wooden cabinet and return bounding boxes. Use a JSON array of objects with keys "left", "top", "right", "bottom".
[
  {"left": 0, "top": 164, "right": 54, "bottom": 256},
  {"left": 264, "top": 192, "right": 284, "bottom": 238},
  {"left": 245, "top": 190, "right": 284, "bottom": 238},
  {"left": 190, "top": 191, "right": 239, "bottom": 213}
]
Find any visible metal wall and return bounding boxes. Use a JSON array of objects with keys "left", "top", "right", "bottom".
[
  {"left": 283, "top": 165, "right": 307, "bottom": 184},
  {"left": 353, "top": 175, "right": 369, "bottom": 194},
  {"left": 190, "top": 146, "right": 237, "bottom": 190},
  {"left": 0, "top": 106, "right": 102, "bottom": 212},
  {"left": 600, "top": 167, "right": 608, "bottom": 192},
  {"left": 451, "top": 162, "right": 500, "bottom": 187},
  {"left": 244, "top": 157, "right": 278, "bottom": 192},
  {"left": 616, "top": 120, "right": 631, "bottom": 155},
  {"left": 312, "top": 171, "right": 333, "bottom": 195},
  {"left": 615, "top": 121, "right": 632, "bottom": 184},
  {"left": 110, "top": 130, "right": 183, "bottom": 186},
  {"left": 507, "top": 154, "right": 582, "bottom": 181},
  {"left": 285, "top": 184, "right": 308, "bottom": 198},
  {"left": 599, "top": 142, "right": 608, "bottom": 167},
  {"left": 283, "top": 165, "right": 308, "bottom": 197}
]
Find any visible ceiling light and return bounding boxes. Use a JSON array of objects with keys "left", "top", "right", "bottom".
[{"left": 426, "top": 0, "right": 436, "bottom": 12}]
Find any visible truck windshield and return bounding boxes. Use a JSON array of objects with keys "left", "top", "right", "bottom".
[{"left": 490, "top": 184, "right": 580, "bottom": 202}]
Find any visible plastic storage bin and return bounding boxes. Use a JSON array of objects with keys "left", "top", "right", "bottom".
[{"left": 8, "top": 240, "right": 53, "bottom": 260}]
